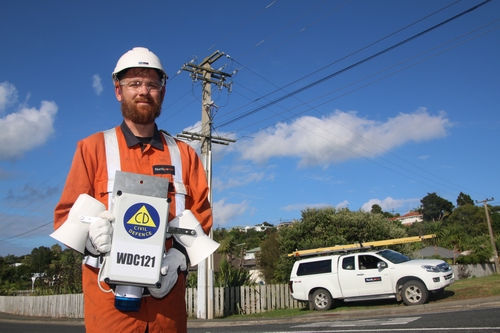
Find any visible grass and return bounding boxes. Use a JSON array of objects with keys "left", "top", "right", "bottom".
[
  {"left": 446, "top": 274, "right": 500, "bottom": 300},
  {"left": 218, "top": 274, "right": 500, "bottom": 320}
]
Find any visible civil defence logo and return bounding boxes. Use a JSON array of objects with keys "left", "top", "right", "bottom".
[{"left": 123, "top": 203, "right": 160, "bottom": 239}]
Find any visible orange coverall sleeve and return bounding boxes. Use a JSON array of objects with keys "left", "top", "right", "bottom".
[{"left": 54, "top": 132, "right": 107, "bottom": 230}]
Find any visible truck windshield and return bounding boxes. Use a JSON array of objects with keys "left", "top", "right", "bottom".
[{"left": 376, "top": 249, "right": 410, "bottom": 264}]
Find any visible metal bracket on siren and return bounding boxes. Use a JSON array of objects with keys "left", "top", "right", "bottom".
[{"left": 288, "top": 234, "right": 436, "bottom": 258}]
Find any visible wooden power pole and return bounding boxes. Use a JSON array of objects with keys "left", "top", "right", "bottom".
[
  {"left": 179, "top": 51, "right": 234, "bottom": 319},
  {"left": 476, "top": 198, "right": 499, "bottom": 273}
]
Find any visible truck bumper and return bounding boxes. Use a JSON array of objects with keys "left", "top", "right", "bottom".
[{"left": 430, "top": 272, "right": 454, "bottom": 290}]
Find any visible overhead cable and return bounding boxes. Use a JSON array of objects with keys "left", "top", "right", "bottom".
[{"left": 215, "top": 0, "right": 492, "bottom": 129}]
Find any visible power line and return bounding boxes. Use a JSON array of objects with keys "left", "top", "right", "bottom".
[
  {"left": 225, "top": 21, "right": 500, "bottom": 199},
  {"left": 215, "top": 0, "right": 492, "bottom": 129},
  {"left": 234, "top": 0, "right": 347, "bottom": 62},
  {"left": 0, "top": 221, "right": 53, "bottom": 242},
  {"left": 206, "top": 0, "right": 278, "bottom": 53}
]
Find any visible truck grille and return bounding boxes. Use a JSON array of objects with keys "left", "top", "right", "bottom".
[{"left": 444, "top": 273, "right": 453, "bottom": 280}]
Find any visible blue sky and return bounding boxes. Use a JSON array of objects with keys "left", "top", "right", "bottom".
[{"left": 1, "top": 0, "right": 499, "bottom": 256}]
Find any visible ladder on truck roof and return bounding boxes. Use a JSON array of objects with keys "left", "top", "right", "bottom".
[{"left": 288, "top": 234, "right": 435, "bottom": 257}]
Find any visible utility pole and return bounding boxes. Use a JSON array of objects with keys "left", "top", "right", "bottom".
[
  {"left": 476, "top": 198, "right": 499, "bottom": 273},
  {"left": 179, "top": 51, "right": 234, "bottom": 320}
]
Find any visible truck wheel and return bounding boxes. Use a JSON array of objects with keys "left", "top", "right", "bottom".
[
  {"left": 311, "top": 288, "right": 333, "bottom": 311},
  {"left": 402, "top": 280, "right": 428, "bottom": 305}
]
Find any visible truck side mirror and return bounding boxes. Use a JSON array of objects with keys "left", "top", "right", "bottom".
[{"left": 377, "top": 261, "right": 388, "bottom": 269}]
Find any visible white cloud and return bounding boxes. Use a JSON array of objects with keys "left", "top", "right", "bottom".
[
  {"left": 213, "top": 199, "right": 249, "bottom": 226},
  {"left": 0, "top": 82, "right": 18, "bottom": 113},
  {"left": 0, "top": 100, "right": 58, "bottom": 160},
  {"left": 361, "top": 197, "right": 420, "bottom": 213},
  {"left": 336, "top": 200, "right": 349, "bottom": 209},
  {"left": 235, "top": 108, "right": 449, "bottom": 167},
  {"left": 92, "top": 74, "right": 103, "bottom": 96}
]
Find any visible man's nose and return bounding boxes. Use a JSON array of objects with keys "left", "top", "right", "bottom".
[{"left": 138, "top": 83, "right": 150, "bottom": 94}]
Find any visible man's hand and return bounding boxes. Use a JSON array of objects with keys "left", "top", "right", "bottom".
[
  {"left": 148, "top": 248, "right": 187, "bottom": 299},
  {"left": 87, "top": 211, "right": 114, "bottom": 255}
]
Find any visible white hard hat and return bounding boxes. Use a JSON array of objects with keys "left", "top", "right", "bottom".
[{"left": 112, "top": 47, "right": 167, "bottom": 84}]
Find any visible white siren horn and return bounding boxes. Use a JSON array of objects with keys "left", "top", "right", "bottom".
[
  {"left": 169, "top": 210, "right": 219, "bottom": 266},
  {"left": 50, "top": 194, "right": 106, "bottom": 254}
]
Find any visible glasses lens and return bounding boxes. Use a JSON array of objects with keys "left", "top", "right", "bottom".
[
  {"left": 127, "top": 81, "right": 142, "bottom": 89},
  {"left": 121, "top": 80, "right": 161, "bottom": 92},
  {"left": 146, "top": 82, "right": 160, "bottom": 92}
]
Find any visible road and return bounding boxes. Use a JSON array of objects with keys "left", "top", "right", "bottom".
[
  {"left": 1, "top": 296, "right": 499, "bottom": 333},
  {"left": 188, "top": 307, "right": 500, "bottom": 333}
]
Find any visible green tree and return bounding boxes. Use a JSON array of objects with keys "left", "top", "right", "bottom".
[
  {"left": 440, "top": 225, "right": 467, "bottom": 264},
  {"left": 50, "top": 247, "right": 83, "bottom": 294},
  {"left": 456, "top": 235, "right": 493, "bottom": 264},
  {"left": 491, "top": 206, "right": 500, "bottom": 233},
  {"left": 445, "top": 204, "right": 487, "bottom": 237},
  {"left": 214, "top": 258, "right": 253, "bottom": 287},
  {"left": 30, "top": 246, "right": 53, "bottom": 275},
  {"left": 424, "top": 221, "right": 443, "bottom": 246},
  {"left": 457, "top": 192, "right": 474, "bottom": 207},
  {"left": 371, "top": 204, "right": 383, "bottom": 215},
  {"left": 213, "top": 227, "right": 228, "bottom": 242},
  {"left": 257, "top": 232, "right": 280, "bottom": 283},
  {"left": 270, "top": 207, "right": 410, "bottom": 283},
  {"left": 420, "top": 193, "right": 454, "bottom": 221},
  {"left": 217, "top": 237, "right": 237, "bottom": 263}
]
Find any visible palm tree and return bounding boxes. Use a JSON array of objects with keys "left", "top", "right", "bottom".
[{"left": 218, "top": 237, "right": 237, "bottom": 263}]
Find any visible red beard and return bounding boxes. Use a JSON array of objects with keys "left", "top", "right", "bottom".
[{"left": 121, "top": 97, "right": 162, "bottom": 125}]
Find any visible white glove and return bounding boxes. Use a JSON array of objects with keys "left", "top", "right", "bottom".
[
  {"left": 148, "top": 248, "right": 187, "bottom": 298},
  {"left": 87, "top": 210, "right": 114, "bottom": 255}
]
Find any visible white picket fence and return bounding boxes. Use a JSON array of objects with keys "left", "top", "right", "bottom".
[
  {"left": 187, "top": 283, "right": 302, "bottom": 317},
  {"left": 0, "top": 284, "right": 300, "bottom": 319},
  {"left": 0, "top": 264, "right": 495, "bottom": 319}
]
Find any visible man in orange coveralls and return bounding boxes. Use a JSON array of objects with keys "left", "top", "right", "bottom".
[{"left": 54, "top": 47, "right": 212, "bottom": 333}]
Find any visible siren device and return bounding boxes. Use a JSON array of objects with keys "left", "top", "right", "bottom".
[
  {"left": 101, "top": 171, "right": 171, "bottom": 312},
  {"left": 51, "top": 171, "right": 219, "bottom": 312}
]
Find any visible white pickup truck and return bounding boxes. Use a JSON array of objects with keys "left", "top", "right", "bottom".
[{"left": 289, "top": 249, "right": 454, "bottom": 310}]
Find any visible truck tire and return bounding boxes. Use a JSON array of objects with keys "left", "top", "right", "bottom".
[
  {"left": 311, "top": 288, "right": 333, "bottom": 311},
  {"left": 402, "top": 280, "right": 428, "bottom": 305}
]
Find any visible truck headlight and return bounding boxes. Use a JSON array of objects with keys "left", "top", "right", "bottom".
[{"left": 421, "top": 265, "right": 440, "bottom": 273}]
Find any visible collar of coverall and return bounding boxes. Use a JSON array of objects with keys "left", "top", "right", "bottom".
[{"left": 120, "top": 121, "right": 165, "bottom": 151}]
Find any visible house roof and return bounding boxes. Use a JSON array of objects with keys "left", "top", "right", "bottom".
[
  {"left": 389, "top": 211, "right": 423, "bottom": 221},
  {"left": 246, "top": 247, "right": 260, "bottom": 253},
  {"left": 418, "top": 246, "right": 460, "bottom": 259}
]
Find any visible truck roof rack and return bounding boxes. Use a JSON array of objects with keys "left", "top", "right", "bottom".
[{"left": 288, "top": 235, "right": 435, "bottom": 258}]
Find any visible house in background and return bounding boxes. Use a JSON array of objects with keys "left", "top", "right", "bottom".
[
  {"left": 389, "top": 212, "right": 424, "bottom": 226},
  {"left": 243, "top": 247, "right": 265, "bottom": 284},
  {"left": 239, "top": 224, "right": 274, "bottom": 232},
  {"left": 418, "top": 246, "right": 462, "bottom": 264}
]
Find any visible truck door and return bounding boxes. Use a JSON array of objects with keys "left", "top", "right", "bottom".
[
  {"left": 337, "top": 255, "right": 359, "bottom": 297},
  {"left": 355, "top": 254, "right": 392, "bottom": 295}
]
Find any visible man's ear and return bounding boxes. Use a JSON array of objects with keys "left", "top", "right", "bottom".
[{"left": 114, "top": 83, "right": 123, "bottom": 102}]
